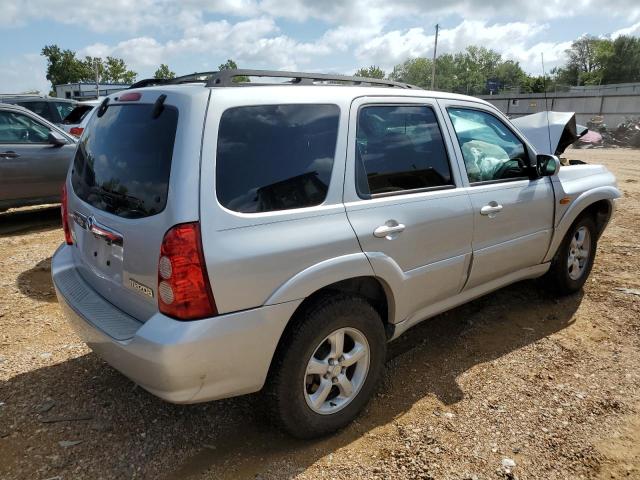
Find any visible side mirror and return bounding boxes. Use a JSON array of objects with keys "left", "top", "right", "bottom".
[
  {"left": 48, "top": 131, "right": 68, "bottom": 146},
  {"left": 536, "top": 154, "right": 560, "bottom": 177}
]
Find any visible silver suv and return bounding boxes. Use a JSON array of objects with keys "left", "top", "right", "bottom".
[{"left": 52, "top": 70, "right": 620, "bottom": 438}]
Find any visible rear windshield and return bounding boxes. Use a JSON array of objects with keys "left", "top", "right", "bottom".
[
  {"left": 63, "top": 105, "right": 94, "bottom": 124},
  {"left": 54, "top": 102, "right": 76, "bottom": 121},
  {"left": 71, "top": 104, "right": 178, "bottom": 219}
]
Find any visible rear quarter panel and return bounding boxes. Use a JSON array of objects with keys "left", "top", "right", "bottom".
[{"left": 199, "top": 88, "right": 368, "bottom": 314}]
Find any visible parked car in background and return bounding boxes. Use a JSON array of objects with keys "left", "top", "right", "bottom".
[
  {"left": 0, "top": 95, "right": 77, "bottom": 126},
  {"left": 52, "top": 70, "right": 619, "bottom": 439},
  {"left": 60, "top": 99, "right": 101, "bottom": 137},
  {"left": 0, "top": 103, "right": 76, "bottom": 212}
]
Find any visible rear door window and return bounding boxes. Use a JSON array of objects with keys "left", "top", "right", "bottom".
[
  {"left": 216, "top": 104, "right": 340, "bottom": 213},
  {"left": 17, "top": 101, "right": 52, "bottom": 122},
  {"left": 71, "top": 104, "right": 179, "bottom": 218},
  {"left": 356, "top": 105, "right": 453, "bottom": 197}
]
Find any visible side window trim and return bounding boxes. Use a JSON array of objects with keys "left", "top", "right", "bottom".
[
  {"left": 445, "top": 105, "right": 532, "bottom": 186},
  {"left": 355, "top": 102, "right": 457, "bottom": 200}
]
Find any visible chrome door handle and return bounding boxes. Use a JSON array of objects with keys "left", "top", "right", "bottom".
[
  {"left": 0, "top": 151, "right": 19, "bottom": 159},
  {"left": 480, "top": 203, "right": 503, "bottom": 216},
  {"left": 374, "top": 223, "right": 406, "bottom": 238}
]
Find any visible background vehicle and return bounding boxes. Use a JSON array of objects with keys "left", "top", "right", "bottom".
[
  {"left": 0, "top": 103, "right": 76, "bottom": 212},
  {"left": 0, "top": 94, "right": 76, "bottom": 126},
  {"left": 59, "top": 98, "right": 101, "bottom": 137},
  {"left": 51, "top": 70, "right": 620, "bottom": 439}
]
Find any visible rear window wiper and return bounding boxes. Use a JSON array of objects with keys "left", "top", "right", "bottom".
[{"left": 90, "top": 186, "right": 145, "bottom": 209}]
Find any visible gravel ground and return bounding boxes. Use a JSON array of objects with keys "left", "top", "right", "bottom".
[{"left": 1, "top": 148, "right": 639, "bottom": 480}]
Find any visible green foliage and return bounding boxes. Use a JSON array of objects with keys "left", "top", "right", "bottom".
[
  {"left": 153, "top": 64, "right": 176, "bottom": 80},
  {"left": 600, "top": 36, "right": 640, "bottom": 84},
  {"left": 41, "top": 45, "right": 137, "bottom": 93},
  {"left": 553, "top": 35, "right": 640, "bottom": 87},
  {"left": 41, "top": 45, "right": 90, "bottom": 93},
  {"left": 103, "top": 57, "right": 137, "bottom": 83},
  {"left": 354, "top": 65, "right": 386, "bottom": 79},
  {"left": 388, "top": 47, "right": 528, "bottom": 94},
  {"left": 218, "top": 59, "right": 249, "bottom": 82}
]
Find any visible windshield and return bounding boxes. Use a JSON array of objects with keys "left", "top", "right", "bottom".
[
  {"left": 71, "top": 103, "right": 178, "bottom": 219},
  {"left": 63, "top": 105, "right": 94, "bottom": 124}
]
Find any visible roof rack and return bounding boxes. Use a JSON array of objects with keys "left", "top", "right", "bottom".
[
  {"left": 128, "top": 69, "right": 417, "bottom": 90},
  {"left": 206, "top": 69, "right": 416, "bottom": 89},
  {"left": 128, "top": 72, "right": 219, "bottom": 90}
]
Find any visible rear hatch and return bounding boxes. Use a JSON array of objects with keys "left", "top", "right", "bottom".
[{"left": 67, "top": 87, "right": 210, "bottom": 321}]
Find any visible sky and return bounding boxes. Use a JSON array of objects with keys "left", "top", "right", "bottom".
[{"left": 1, "top": 0, "right": 640, "bottom": 94}]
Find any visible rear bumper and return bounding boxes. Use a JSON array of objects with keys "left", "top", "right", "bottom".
[{"left": 52, "top": 244, "right": 302, "bottom": 403}]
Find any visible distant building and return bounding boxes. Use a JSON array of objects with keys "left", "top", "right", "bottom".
[
  {"left": 478, "top": 82, "right": 640, "bottom": 125},
  {"left": 55, "top": 82, "right": 131, "bottom": 100}
]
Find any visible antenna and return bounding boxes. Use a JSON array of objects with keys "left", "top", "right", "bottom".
[{"left": 541, "top": 53, "right": 553, "bottom": 155}]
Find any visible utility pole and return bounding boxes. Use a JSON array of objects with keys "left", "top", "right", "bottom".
[
  {"left": 94, "top": 58, "right": 100, "bottom": 99},
  {"left": 431, "top": 23, "right": 439, "bottom": 90}
]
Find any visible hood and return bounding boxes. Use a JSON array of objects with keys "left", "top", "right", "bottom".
[{"left": 512, "top": 111, "right": 586, "bottom": 156}]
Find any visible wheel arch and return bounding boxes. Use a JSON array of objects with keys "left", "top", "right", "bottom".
[{"left": 543, "top": 188, "right": 618, "bottom": 263}]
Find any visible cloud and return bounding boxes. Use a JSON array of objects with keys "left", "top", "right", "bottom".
[
  {"left": 3, "top": 0, "right": 640, "bottom": 34},
  {"left": 355, "top": 21, "right": 554, "bottom": 71},
  {"left": 0, "top": 54, "right": 49, "bottom": 94},
  {"left": 79, "top": 17, "right": 331, "bottom": 74},
  {"left": 3, "top": 0, "right": 640, "bottom": 94},
  {"left": 612, "top": 21, "right": 640, "bottom": 38}
]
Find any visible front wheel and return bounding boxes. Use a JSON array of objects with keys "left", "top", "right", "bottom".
[
  {"left": 547, "top": 215, "right": 598, "bottom": 295},
  {"left": 265, "top": 294, "right": 386, "bottom": 439}
]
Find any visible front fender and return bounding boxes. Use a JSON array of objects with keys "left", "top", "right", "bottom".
[{"left": 543, "top": 186, "right": 620, "bottom": 263}]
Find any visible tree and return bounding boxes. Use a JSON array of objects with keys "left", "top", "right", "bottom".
[
  {"left": 103, "top": 57, "right": 136, "bottom": 83},
  {"left": 41, "top": 45, "right": 137, "bottom": 94},
  {"left": 557, "top": 35, "right": 613, "bottom": 86},
  {"left": 389, "top": 57, "right": 433, "bottom": 88},
  {"left": 493, "top": 60, "right": 526, "bottom": 90},
  {"left": 218, "top": 59, "right": 248, "bottom": 82},
  {"left": 354, "top": 65, "right": 386, "bottom": 79},
  {"left": 600, "top": 35, "right": 640, "bottom": 84},
  {"left": 41, "top": 45, "right": 89, "bottom": 93},
  {"left": 154, "top": 64, "right": 176, "bottom": 80}
]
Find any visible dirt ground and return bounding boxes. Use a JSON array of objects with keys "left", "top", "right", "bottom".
[{"left": 0, "top": 148, "right": 639, "bottom": 480}]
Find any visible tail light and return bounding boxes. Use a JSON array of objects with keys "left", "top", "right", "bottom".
[
  {"left": 69, "top": 127, "right": 84, "bottom": 137},
  {"left": 61, "top": 183, "right": 73, "bottom": 245},
  {"left": 158, "top": 222, "right": 217, "bottom": 320}
]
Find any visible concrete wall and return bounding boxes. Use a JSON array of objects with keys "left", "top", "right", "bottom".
[{"left": 478, "top": 89, "right": 640, "bottom": 126}]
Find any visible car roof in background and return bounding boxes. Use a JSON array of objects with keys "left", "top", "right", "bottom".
[{"left": 0, "top": 95, "right": 76, "bottom": 103}]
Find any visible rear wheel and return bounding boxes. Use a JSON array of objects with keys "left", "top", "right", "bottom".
[
  {"left": 265, "top": 294, "right": 386, "bottom": 438},
  {"left": 547, "top": 215, "right": 598, "bottom": 295}
]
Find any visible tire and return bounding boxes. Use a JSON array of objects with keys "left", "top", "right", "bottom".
[
  {"left": 265, "top": 293, "right": 386, "bottom": 439},
  {"left": 546, "top": 215, "right": 598, "bottom": 295}
]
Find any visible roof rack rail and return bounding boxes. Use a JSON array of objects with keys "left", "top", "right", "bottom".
[
  {"left": 128, "top": 69, "right": 419, "bottom": 90},
  {"left": 205, "top": 69, "right": 416, "bottom": 89},
  {"left": 128, "top": 78, "right": 169, "bottom": 89},
  {"left": 128, "top": 72, "right": 219, "bottom": 89}
]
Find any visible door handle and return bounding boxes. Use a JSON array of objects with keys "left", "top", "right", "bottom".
[
  {"left": 374, "top": 223, "right": 406, "bottom": 238},
  {"left": 0, "top": 151, "right": 20, "bottom": 159},
  {"left": 480, "top": 203, "right": 503, "bottom": 216}
]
